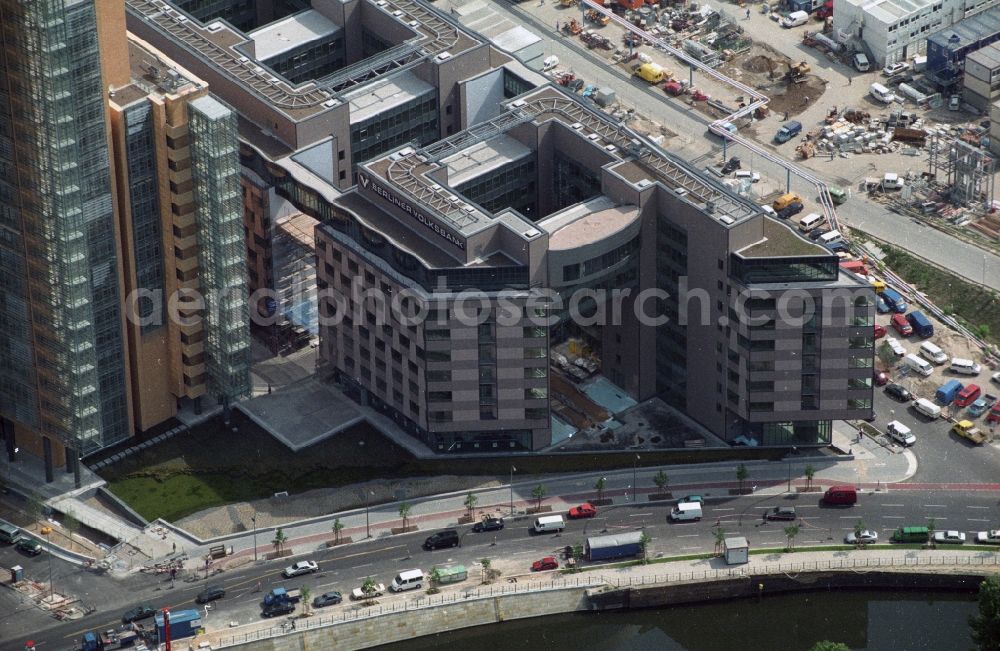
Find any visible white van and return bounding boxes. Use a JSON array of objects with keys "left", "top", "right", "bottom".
[
  {"left": 780, "top": 10, "right": 809, "bottom": 27},
  {"left": 883, "top": 173, "right": 904, "bottom": 190},
  {"left": 669, "top": 502, "right": 703, "bottom": 522},
  {"left": 533, "top": 515, "right": 566, "bottom": 533},
  {"left": 904, "top": 353, "right": 933, "bottom": 377},
  {"left": 914, "top": 397, "right": 942, "bottom": 419},
  {"left": 819, "top": 230, "right": 843, "bottom": 245},
  {"left": 919, "top": 342, "right": 947, "bottom": 364},
  {"left": 390, "top": 569, "right": 425, "bottom": 592},
  {"left": 886, "top": 420, "right": 916, "bottom": 446},
  {"left": 869, "top": 83, "right": 895, "bottom": 104},
  {"left": 798, "top": 213, "right": 823, "bottom": 232},
  {"left": 950, "top": 358, "right": 981, "bottom": 375}
]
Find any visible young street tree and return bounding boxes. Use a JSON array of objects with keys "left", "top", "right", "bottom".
[
  {"left": 332, "top": 518, "right": 344, "bottom": 544},
  {"left": 595, "top": 476, "right": 607, "bottom": 502},
  {"left": 531, "top": 484, "right": 547, "bottom": 511},
  {"left": 927, "top": 517, "right": 937, "bottom": 548},
  {"left": 784, "top": 524, "right": 800, "bottom": 551},
  {"left": 804, "top": 464, "right": 816, "bottom": 490},
  {"left": 853, "top": 520, "right": 867, "bottom": 547},
  {"left": 809, "top": 642, "right": 850, "bottom": 651},
  {"left": 639, "top": 532, "right": 652, "bottom": 565},
  {"left": 479, "top": 558, "right": 492, "bottom": 584},
  {"left": 653, "top": 471, "right": 669, "bottom": 494},
  {"left": 300, "top": 586, "right": 312, "bottom": 615},
  {"left": 361, "top": 577, "right": 378, "bottom": 602},
  {"left": 714, "top": 526, "right": 727, "bottom": 556},
  {"left": 736, "top": 464, "right": 749, "bottom": 493},
  {"left": 970, "top": 575, "right": 1000, "bottom": 650},
  {"left": 271, "top": 528, "right": 287, "bottom": 555},
  {"left": 428, "top": 568, "right": 443, "bottom": 594},
  {"left": 399, "top": 502, "right": 412, "bottom": 530},
  {"left": 464, "top": 492, "right": 478, "bottom": 520}
]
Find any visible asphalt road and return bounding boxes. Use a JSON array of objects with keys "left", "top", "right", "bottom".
[
  {"left": 870, "top": 381, "right": 1000, "bottom": 485},
  {"left": 6, "top": 490, "right": 999, "bottom": 651}
]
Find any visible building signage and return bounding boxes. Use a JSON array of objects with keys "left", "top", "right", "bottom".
[{"left": 358, "top": 172, "right": 466, "bottom": 251}]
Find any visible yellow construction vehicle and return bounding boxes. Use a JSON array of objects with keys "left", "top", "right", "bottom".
[{"left": 633, "top": 62, "right": 671, "bottom": 84}]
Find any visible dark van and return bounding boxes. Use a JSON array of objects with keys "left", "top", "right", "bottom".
[
  {"left": 423, "top": 529, "right": 459, "bottom": 550},
  {"left": 821, "top": 485, "right": 857, "bottom": 506},
  {"left": 774, "top": 121, "right": 802, "bottom": 144}
]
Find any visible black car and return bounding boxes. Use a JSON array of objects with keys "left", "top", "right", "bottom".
[
  {"left": 721, "top": 156, "right": 741, "bottom": 175},
  {"left": 776, "top": 202, "right": 803, "bottom": 219},
  {"left": 196, "top": 585, "right": 226, "bottom": 604},
  {"left": 423, "top": 529, "right": 459, "bottom": 550},
  {"left": 764, "top": 506, "right": 797, "bottom": 521},
  {"left": 808, "top": 227, "right": 829, "bottom": 241},
  {"left": 885, "top": 383, "right": 912, "bottom": 402},
  {"left": 312, "top": 591, "right": 343, "bottom": 608},
  {"left": 122, "top": 605, "right": 157, "bottom": 624},
  {"left": 262, "top": 601, "right": 295, "bottom": 618},
  {"left": 472, "top": 517, "right": 504, "bottom": 533},
  {"left": 14, "top": 537, "right": 42, "bottom": 556}
]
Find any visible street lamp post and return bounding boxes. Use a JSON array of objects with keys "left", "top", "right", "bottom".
[
  {"left": 365, "top": 491, "right": 371, "bottom": 539},
  {"left": 787, "top": 446, "right": 798, "bottom": 492},
  {"left": 509, "top": 465, "right": 517, "bottom": 515},
  {"left": 251, "top": 514, "right": 257, "bottom": 563},
  {"left": 41, "top": 527, "right": 53, "bottom": 600},
  {"left": 633, "top": 454, "right": 639, "bottom": 502}
]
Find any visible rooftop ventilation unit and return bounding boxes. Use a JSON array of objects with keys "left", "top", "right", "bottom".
[
  {"left": 462, "top": 205, "right": 476, "bottom": 214},
  {"left": 719, "top": 215, "right": 735, "bottom": 225},
  {"left": 705, "top": 201, "right": 715, "bottom": 214},
  {"left": 430, "top": 184, "right": 443, "bottom": 191},
  {"left": 376, "top": 0, "right": 387, "bottom": 5},
  {"left": 175, "top": 14, "right": 187, "bottom": 22},
  {"left": 587, "top": 133, "right": 600, "bottom": 141},
  {"left": 323, "top": 99, "right": 339, "bottom": 108},
  {"left": 571, "top": 122, "right": 584, "bottom": 130},
  {"left": 510, "top": 99, "right": 526, "bottom": 107},
  {"left": 409, "top": 20, "right": 419, "bottom": 27},
  {"left": 604, "top": 144, "right": 617, "bottom": 153},
  {"left": 238, "top": 56, "right": 249, "bottom": 63},
  {"left": 206, "top": 22, "right": 223, "bottom": 32},
  {"left": 675, "top": 188, "right": 688, "bottom": 197},
  {"left": 523, "top": 228, "right": 540, "bottom": 237},
  {"left": 636, "top": 179, "right": 652, "bottom": 188},
  {"left": 253, "top": 66, "right": 265, "bottom": 73},
  {"left": 447, "top": 194, "right": 460, "bottom": 203},
  {"left": 436, "top": 52, "right": 452, "bottom": 61},
  {"left": 399, "top": 147, "right": 414, "bottom": 156},
  {"left": 393, "top": 10, "right": 404, "bottom": 16}
]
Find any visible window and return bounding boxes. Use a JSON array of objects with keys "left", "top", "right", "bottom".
[
  {"left": 523, "top": 327, "right": 546, "bottom": 338},
  {"left": 479, "top": 384, "right": 495, "bottom": 404},
  {"left": 749, "top": 402, "right": 774, "bottom": 412},
  {"left": 479, "top": 344, "right": 496, "bottom": 362},
  {"left": 563, "top": 263, "right": 580, "bottom": 281},
  {"left": 848, "top": 377, "right": 872, "bottom": 389},
  {"left": 427, "top": 350, "right": 451, "bottom": 362},
  {"left": 848, "top": 398, "right": 873, "bottom": 409},
  {"left": 428, "top": 391, "right": 452, "bottom": 401},
  {"left": 525, "top": 408, "right": 548, "bottom": 420},
  {"left": 524, "top": 347, "right": 546, "bottom": 359},
  {"left": 525, "top": 367, "right": 547, "bottom": 379},
  {"left": 427, "top": 370, "right": 451, "bottom": 382},
  {"left": 525, "top": 388, "right": 548, "bottom": 400},
  {"left": 426, "top": 328, "right": 449, "bottom": 340},
  {"left": 429, "top": 411, "right": 453, "bottom": 423}
]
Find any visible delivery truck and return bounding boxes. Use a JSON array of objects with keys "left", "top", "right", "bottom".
[
  {"left": 261, "top": 586, "right": 302, "bottom": 607},
  {"left": 906, "top": 311, "right": 934, "bottom": 338},
  {"left": 935, "top": 379, "right": 963, "bottom": 405},
  {"left": 634, "top": 63, "right": 671, "bottom": 84},
  {"left": 585, "top": 531, "right": 644, "bottom": 561}
]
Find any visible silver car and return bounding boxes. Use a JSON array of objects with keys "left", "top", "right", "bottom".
[{"left": 845, "top": 530, "right": 878, "bottom": 545}]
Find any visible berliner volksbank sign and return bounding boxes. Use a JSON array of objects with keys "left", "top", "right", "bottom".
[{"left": 358, "top": 172, "right": 466, "bottom": 251}]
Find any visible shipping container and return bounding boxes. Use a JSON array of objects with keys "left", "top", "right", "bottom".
[
  {"left": 432, "top": 563, "right": 468, "bottom": 584},
  {"left": 155, "top": 609, "right": 202, "bottom": 641},
  {"left": 586, "top": 531, "right": 644, "bottom": 561}
]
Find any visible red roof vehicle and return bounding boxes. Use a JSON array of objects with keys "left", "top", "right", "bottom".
[
  {"left": 568, "top": 503, "right": 598, "bottom": 519},
  {"left": 531, "top": 556, "right": 559, "bottom": 572}
]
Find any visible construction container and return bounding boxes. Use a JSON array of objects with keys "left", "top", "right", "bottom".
[{"left": 594, "top": 87, "right": 616, "bottom": 107}]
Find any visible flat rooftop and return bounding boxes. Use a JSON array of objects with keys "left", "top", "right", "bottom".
[
  {"left": 346, "top": 72, "right": 435, "bottom": 125},
  {"left": 275, "top": 212, "right": 319, "bottom": 250},
  {"left": 866, "top": 0, "right": 934, "bottom": 24},
  {"left": 542, "top": 197, "right": 641, "bottom": 251},
  {"left": 929, "top": 5, "right": 1000, "bottom": 49},
  {"left": 737, "top": 218, "right": 830, "bottom": 258},
  {"left": 967, "top": 41, "right": 1000, "bottom": 70},
  {"left": 247, "top": 10, "right": 340, "bottom": 62},
  {"left": 442, "top": 135, "right": 533, "bottom": 187}
]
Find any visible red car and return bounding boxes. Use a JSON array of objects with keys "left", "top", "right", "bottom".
[
  {"left": 874, "top": 369, "right": 889, "bottom": 386},
  {"left": 531, "top": 556, "right": 559, "bottom": 572},
  {"left": 874, "top": 324, "right": 886, "bottom": 339},
  {"left": 988, "top": 404, "right": 1000, "bottom": 424},
  {"left": 891, "top": 314, "right": 912, "bottom": 336},
  {"left": 955, "top": 383, "right": 982, "bottom": 408},
  {"left": 568, "top": 503, "right": 597, "bottom": 519}
]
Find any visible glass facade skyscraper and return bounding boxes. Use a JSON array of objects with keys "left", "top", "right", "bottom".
[{"left": 0, "top": 0, "right": 130, "bottom": 459}]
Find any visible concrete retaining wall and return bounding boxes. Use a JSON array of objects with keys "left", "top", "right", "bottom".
[
  {"left": 217, "top": 571, "right": 984, "bottom": 650},
  {"left": 222, "top": 588, "right": 588, "bottom": 651}
]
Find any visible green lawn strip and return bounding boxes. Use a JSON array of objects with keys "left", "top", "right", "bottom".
[
  {"left": 877, "top": 246, "right": 1000, "bottom": 343},
  {"left": 101, "top": 409, "right": 783, "bottom": 521}
]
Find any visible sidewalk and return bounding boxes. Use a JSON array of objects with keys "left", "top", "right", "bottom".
[{"left": 0, "top": 424, "right": 910, "bottom": 575}]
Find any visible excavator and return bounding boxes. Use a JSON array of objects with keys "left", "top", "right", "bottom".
[{"left": 785, "top": 61, "right": 810, "bottom": 83}]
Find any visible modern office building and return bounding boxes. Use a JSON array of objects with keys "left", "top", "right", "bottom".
[
  {"left": 834, "top": 0, "right": 1000, "bottom": 67},
  {"left": 0, "top": 0, "right": 133, "bottom": 475},
  {"left": 124, "top": 0, "right": 545, "bottom": 321},
  {"left": 0, "top": 0, "right": 250, "bottom": 481},
  {"left": 304, "top": 86, "right": 876, "bottom": 452},
  {"left": 107, "top": 35, "right": 252, "bottom": 433}
]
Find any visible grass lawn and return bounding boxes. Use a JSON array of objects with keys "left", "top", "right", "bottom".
[
  {"left": 100, "top": 409, "right": 781, "bottom": 522},
  {"left": 880, "top": 246, "right": 1000, "bottom": 343}
]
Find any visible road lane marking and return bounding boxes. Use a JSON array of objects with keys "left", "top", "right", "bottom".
[
  {"left": 968, "top": 518, "right": 990, "bottom": 522},
  {"left": 681, "top": 546, "right": 701, "bottom": 550},
  {"left": 840, "top": 516, "right": 861, "bottom": 519},
  {"left": 326, "top": 545, "right": 406, "bottom": 562},
  {"left": 968, "top": 506, "right": 990, "bottom": 509},
  {"left": 711, "top": 507, "right": 734, "bottom": 512},
  {"left": 881, "top": 504, "right": 904, "bottom": 507},
  {"left": 882, "top": 515, "right": 904, "bottom": 519},
  {"left": 675, "top": 534, "right": 700, "bottom": 538},
  {"left": 629, "top": 513, "right": 653, "bottom": 517},
  {"left": 923, "top": 504, "right": 947, "bottom": 508},
  {"left": 353, "top": 563, "right": 372, "bottom": 569}
]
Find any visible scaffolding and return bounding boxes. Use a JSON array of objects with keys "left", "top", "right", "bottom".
[{"left": 927, "top": 134, "right": 996, "bottom": 209}]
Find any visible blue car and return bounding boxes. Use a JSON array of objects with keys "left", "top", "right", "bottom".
[
  {"left": 968, "top": 396, "right": 993, "bottom": 418},
  {"left": 876, "top": 295, "right": 890, "bottom": 314}
]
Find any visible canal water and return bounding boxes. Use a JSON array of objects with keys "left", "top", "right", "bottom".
[{"left": 383, "top": 590, "right": 977, "bottom": 651}]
